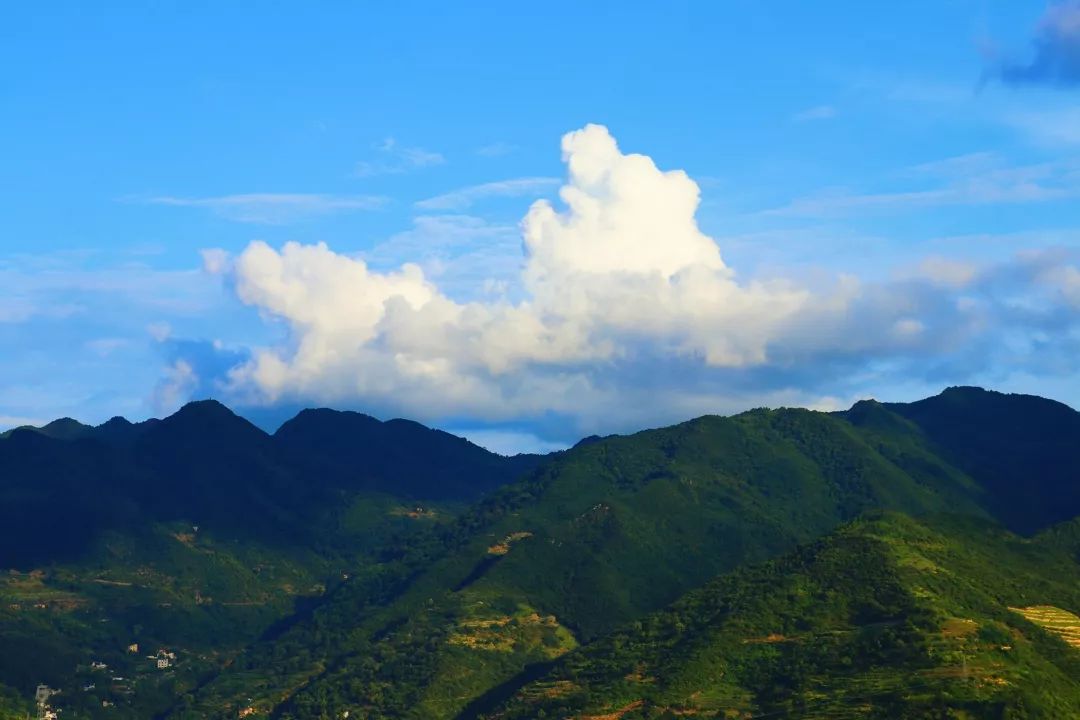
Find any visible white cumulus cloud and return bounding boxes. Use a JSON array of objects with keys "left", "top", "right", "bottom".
[{"left": 199, "top": 124, "right": 1080, "bottom": 438}]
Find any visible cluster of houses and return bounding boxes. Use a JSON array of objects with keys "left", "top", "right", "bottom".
[
  {"left": 33, "top": 645, "right": 180, "bottom": 716},
  {"left": 88, "top": 645, "right": 176, "bottom": 673}
]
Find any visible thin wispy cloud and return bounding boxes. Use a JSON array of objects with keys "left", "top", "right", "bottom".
[
  {"left": 1009, "top": 107, "right": 1080, "bottom": 146},
  {"left": 85, "top": 337, "right": 132, "bottom": 358},
  {"left": 0, "top": 247, "right": 228, "bottom": 425},
  {"left": 362, "top": 214, "right": 523, "bottom": 300},
  {"left": 354, "top": 137, "right": 446, "bottom": 177},
  {"left": 904, "top": 152, "right": 1000, "bottom": 177},
  {"left": 793, "top": 105, "right": 837, "bottom": 122},
  {"left": 476, "top": 141, "right": 516, "bottom": 157},
  {"left": 993, "top": 2, "right": 1080, "bottom": 87},
  {"left": 146, "top": 193, "right": 389, "bottom": 224},
  {"left": 0, "top": 254, "right": 217, "bottom": 317},
  {"left": 767, "top": 155, "right": 1080, "bottom": 217},
  {"left": 415, "top": 177, "right": 559, "bottom": 211},
  {"left": 843, "top": 68, "right": 974, "bottom": 107}
]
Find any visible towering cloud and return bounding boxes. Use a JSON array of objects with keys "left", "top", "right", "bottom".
[
  {"left": 524, "top": 124, "right": 727, "bottom": 279},
  {"left": 204, "top": 125, "right": 1080, "bottom": 438}
]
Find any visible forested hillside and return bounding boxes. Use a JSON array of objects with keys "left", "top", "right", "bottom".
[
  {"left": 485, "top": 512, "right": 1080, "bottom": 718},
  {"left": 2, "top": 387, "right": 1079, "bottom": 719}
]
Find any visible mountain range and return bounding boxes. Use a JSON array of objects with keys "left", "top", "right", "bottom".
[
  {"left": 1, "top": 386, "right": 1079, "bottom": 719},
  {"left": 0, "top": 401, "right": 541, "bottom": 567}
]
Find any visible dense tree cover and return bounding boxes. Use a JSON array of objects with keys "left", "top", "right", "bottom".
[
  {"left": 881, "top": 386, "right": 1080, "bottom": 533},
  {"left": 2, "top": 387, "right": 1080, "bottom": 718},
  {"left": 484, "top": 513, "right": 1080, "bottom": 718},
  {"left": 0, "top": 400, "right": 540, "bottom": 567},
  {"left": 0, "top": 401, "right": 540, "bottom": 718},
  {"left": 184, "top": 390, "right": 1080, "bottom": 719}
]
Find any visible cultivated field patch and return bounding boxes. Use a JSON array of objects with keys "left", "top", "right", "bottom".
[{"left": 1009, "top": 605, "right": 1080, "bottom": 648}]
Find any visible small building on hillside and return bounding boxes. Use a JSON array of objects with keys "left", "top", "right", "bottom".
[
  {"left": 34, "top": 684, "right": 58, "bottom": 704},
  {"left": 35, "top": 684, "right": 60, "bottom": 720},
  {"left": 153, "top": 648, "right": 176, "bottom": 669}
]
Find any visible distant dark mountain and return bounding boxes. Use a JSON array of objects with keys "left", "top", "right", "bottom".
[
  {"left": 37, "top": 417, "right": 95, "bottom": 440},
  {"left": 274, "top": 408, "right": 542, "bottom": 500},
  {"left": 882, "top": 386, "right": 1080, "bottom": 533},
  {"left": 0, "top": 417, "right": 93, "bottom": 440},
  {"left": 130, "top": 400, "right": 305, "bottom": 540},
  {"left": 92, "top": 415, "right": 151, "bottom": 447},
  {"left": 0, "top": 400, "right": 544, "bottom": 568},
  {"left": 0, "top": 428, "right": 142, "bottom": 566}
]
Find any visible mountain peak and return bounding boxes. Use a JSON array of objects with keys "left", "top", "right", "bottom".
[
  {"left": 910, "top": 385, "right": 1079, "bottom": 416},
  {"left": 888, "top": 385, "right": 1080, "bottom": 533},
  {"left": 152, "top": 399, "right": 267, "bottom": 443},
  {"left": 841, "top": 397, "right": 886, "bottom": 419},
  {"left": 173, "top": 398, "right": 235, "bottom": 417},
  {"left": 164, "top": 398, "right": 257, "bottom": 426},
  {"left": 937, "top": 385, "right": 995, "bottom": 400},
  {"left": 98, "top": 416, "right": 133, "bottom": 428},
  {"left": 273, "top": 406, "right": 542, "bottom": 499},
  {"left": 941, "top": 384, "right": 987, "bottom": 393},
  {"left": 39, "top": 417, "right": 92, "bottom": 439},
  {"left": 278, "top": 407, "right": 381, "bottom": 429}
]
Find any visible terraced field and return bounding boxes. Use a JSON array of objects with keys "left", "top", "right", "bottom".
[
  {"left": 448, "top": 602, "right": 577, "bottom": 658},
  {"left": 1010, "top": 605, "right": 1080, "bottom": 648}
]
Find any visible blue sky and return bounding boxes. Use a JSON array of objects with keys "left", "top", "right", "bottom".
[{"left": 3, "top": 1, "right": 1080, "bottom": 453}]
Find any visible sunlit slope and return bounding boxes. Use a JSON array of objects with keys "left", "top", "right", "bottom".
[
  {"left": 213, "top": 407, "right": 990, "bottom": 719},
  {"left": 485, "top": 513, "right": 1080, "bottom": 719},
  {"left": 7, "top": 387, "right": 1080, "bottom": 719},
  {"left": 453, "top": 407, "right": 986, "bottom": 640}
]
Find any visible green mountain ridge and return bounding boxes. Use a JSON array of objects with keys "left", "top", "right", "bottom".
[
  {"left": 0, "top": 402, "right": 545, "bottom": 719},
  {"left": 483, "top": 512, "right": 1080, "bottom": 719},
  {"left": 1, "top": 386, "right": 1079, "bottom": 719},
  {"left": 188, "top": 388, "right": 1080, "bottom": 720},
  {"left": 884, "top": 386, "right": 1080, "bottom": 533},
  {"left": 0, "top": 400, "right": 542, "bottom": 567}
]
